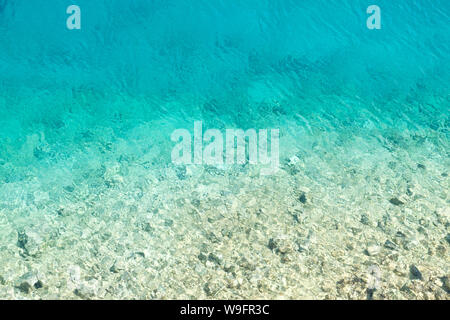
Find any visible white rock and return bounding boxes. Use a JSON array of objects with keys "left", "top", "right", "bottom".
[{"left": 367, "top": 244, "right": 381, "bottom": 256}]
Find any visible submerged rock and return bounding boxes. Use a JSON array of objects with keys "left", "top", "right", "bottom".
[
  {"left": 389, "top": 198, "right": 404, "bottom": 206},
  {"left": 442, "top": 276, "right": 450, "bottom": 293},
  {"left": 360, "top": 214, "right": 370, "bottom": 225},
  {"left": 268, "top": 238, "right": 278, "bottom": 251},
  {"left": 384, "top": 240, "right": 397, "bottom": 250},
  {"left": 17, "top": 228, "right": 44, "bottom": 257},
  {"left": 207, "top": 253, "right": 223, "bottom": 266},
  {"left": 366, "top": 288, "right": 376, "bottom": 300},
  {"left": 63, "top": 185, "right": 75, "bottom": 193},
  {"left": 17, "top": 282, "right": 32, "bottom": 294},
  {"left": 15, "top": 272, "right": 39, "bottom": 294},
  {"left": 34, "top": 280, "right": 43, "bottom": 289},
  {"left": 409, "top": 265, "right": 423, "bottom": 280},
  {"left": 175, "top": 166, "right": 187, "bottom": 180},
  {"left": 164, "top": 219, "right": 174, "bottom": 227},
  {"left": 110, "top": 260, "right": 125, "bottom": 273},
  {"left": 198, "top": 252, "right": 207, "bottom": 263},
  {"left": 366, "top": 244, "right": 381, "bottom": 256},
  {"left": 298, "top": 193, "right": 307, "bottom": 204}
]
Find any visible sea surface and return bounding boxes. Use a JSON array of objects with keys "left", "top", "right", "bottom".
[{"left": 0, "top": 0, "right": 448, "bottom": 299}]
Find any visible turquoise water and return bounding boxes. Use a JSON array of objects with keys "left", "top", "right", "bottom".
[{"left": 0, "top": 1, "right": 449, "bottom": 299}]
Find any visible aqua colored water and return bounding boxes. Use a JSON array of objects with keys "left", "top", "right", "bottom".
[{"left": 0, "top": 1, "right": 448, "bottom": 299}]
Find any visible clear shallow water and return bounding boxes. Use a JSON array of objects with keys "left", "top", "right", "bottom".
[{"left": 0, "top": 1, "right": 448, "bottom": 299}]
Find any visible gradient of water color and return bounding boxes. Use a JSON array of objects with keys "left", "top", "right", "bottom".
[{"left": 0, "top": 1, "right": 448, "bottom": 299}]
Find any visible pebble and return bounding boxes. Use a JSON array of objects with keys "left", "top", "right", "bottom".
[
  {"left": 366, "top": 244, "right": 381, "bottom": 256},
  {"left": 223, "top": 262, "right": 235, "bottom": 273},
  {"left": 74, "top": 281, "right": 98, "bottom": 299},
  {"left": 17, "top": 228, "right": 44, "bottom": 257},
  {"left": 198, "top": 252, "right": 207, "bottom": 263},
  {"left": 110, "top": 260, "right": 125, "bottom": 273},
  {"left": 360, "top": 214, "right": 370, "bottom": 225},
  {"left": 164, "top": 219, "right": 174, "bottom": 227},
  {"left": 442, "top": 276, "right": 450, "bottom": 293},
  {"left": 384, "top": 240, "right": 397, "bottom": 250},
  {"left": 298, "top": 193, "right": 307, "bottom": 204},
  {"left": 268, "top": 238, "right": 278, "bottom": 251},
  {"left": 207, "top": 253, "right": 223, "bottom": 266},
  {"left": 63, "top": 185, "right": 75, "bottom": 193},
  {"left": 389, "top": 198, "right": 404, "bottom": 206},
  {"left": 68, "top": 265, "right": 81, "bottom": 284},
  {"left": 409, "top": 265, "right": 423, "bottom": 280},
  {"left": 15, "top": 272, "right": 39, "bottom": 294}
]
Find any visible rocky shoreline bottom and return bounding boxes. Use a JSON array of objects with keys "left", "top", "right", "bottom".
[{"left": 0, "top": 145, "right": 448, "bottom": 299}]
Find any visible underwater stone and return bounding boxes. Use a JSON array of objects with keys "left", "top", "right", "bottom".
[
  {"left": 207, "top": 253, "right": 223, "bottom": 266},
  {"left": 409, "top": 265, "right": 423, "bottom": 280},
  {"left": 34, "top": 280, "right": 43, "bottom": 289},
  {"left": 389, "top": 198, "right": 404, "bottom": 206},
  {"left": 56, "top": 207, "right": 72, "bottom": 217},
  {"left": 396, "top": 231, "right": 406, "bottom": 238},
  {"left": 175, "top": 166, "right": 187, "bottom": 180},
  {"left": 110, "top": 260, "right": 125, "bottom": 273},
  {"left": 238, "top": 257, "right": 256, "bottom": 271},
  {"left": 17, "top": 230, "right": 28, "bottom": 250},
  {"left": 268, "top": 238, "right": 278, "bottom": 251},
  {"left": 366, "top": 288, "right": 376, "bottom": 300},
  {"left": 33, "top": 147, "right": 47, "bottom": 160},
  {"left": 400, "top": 284, "right": 413, "bottom": 294},
  {"left": 445, "top": 234, "right": 450, "bottom": 245},
  {"left": 366, "top": 244, "right": 381, "bottom": 256},
  {"left": 205, "top": 232, "right": 220, "bottom": 243},
  {"left": 164, "top": 219, "right": 174, "bottom": 227},
  {"left": 406, "top": 187, "right": 413, "bottom": 196},
  {"left": 191, "top": 199, "right": 201, "bottom": 207},
  {"left": 197, "top": 253, "right": 207, "bottom": 263},
  {"left": 436, "top": 245, "right": 446, "bottom": 256},
  {"left": 15, "top": 272, "right": 39, "bottom": 294},
  {"left": 223, "top": 263, "right": 235, "bottom": 273},
  {"left": 360, "top": 214, "right": 370, "bottom": 225},
  {"left": 298, "top": 193, "right": 307, "bottom": 204},
  {"left": 203, "top": 282, "right": 213, "bottom": 296},
  {"left": 74, "top": 279, "right": 99, "bottom": 299},
  {"left": 68, "top": 265, "right": 81, "bottom": 284},
  {"left": 17, "top": 228, "right": 43, "bottom": 257},
  {"left": 384, "top": 240, "right": 397, "bottom": 250},
  {"left": 17, "top": 282, "right": 32, "bottom": 294},
  {"left": 63, "top": 185, "right": 75, "bottom": 193},
  {"left": 442, "top": 276, "right": 450, "bottom": 293},
  {"left": 143, "top": 223, "right": 155, "bottom": 234}
]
